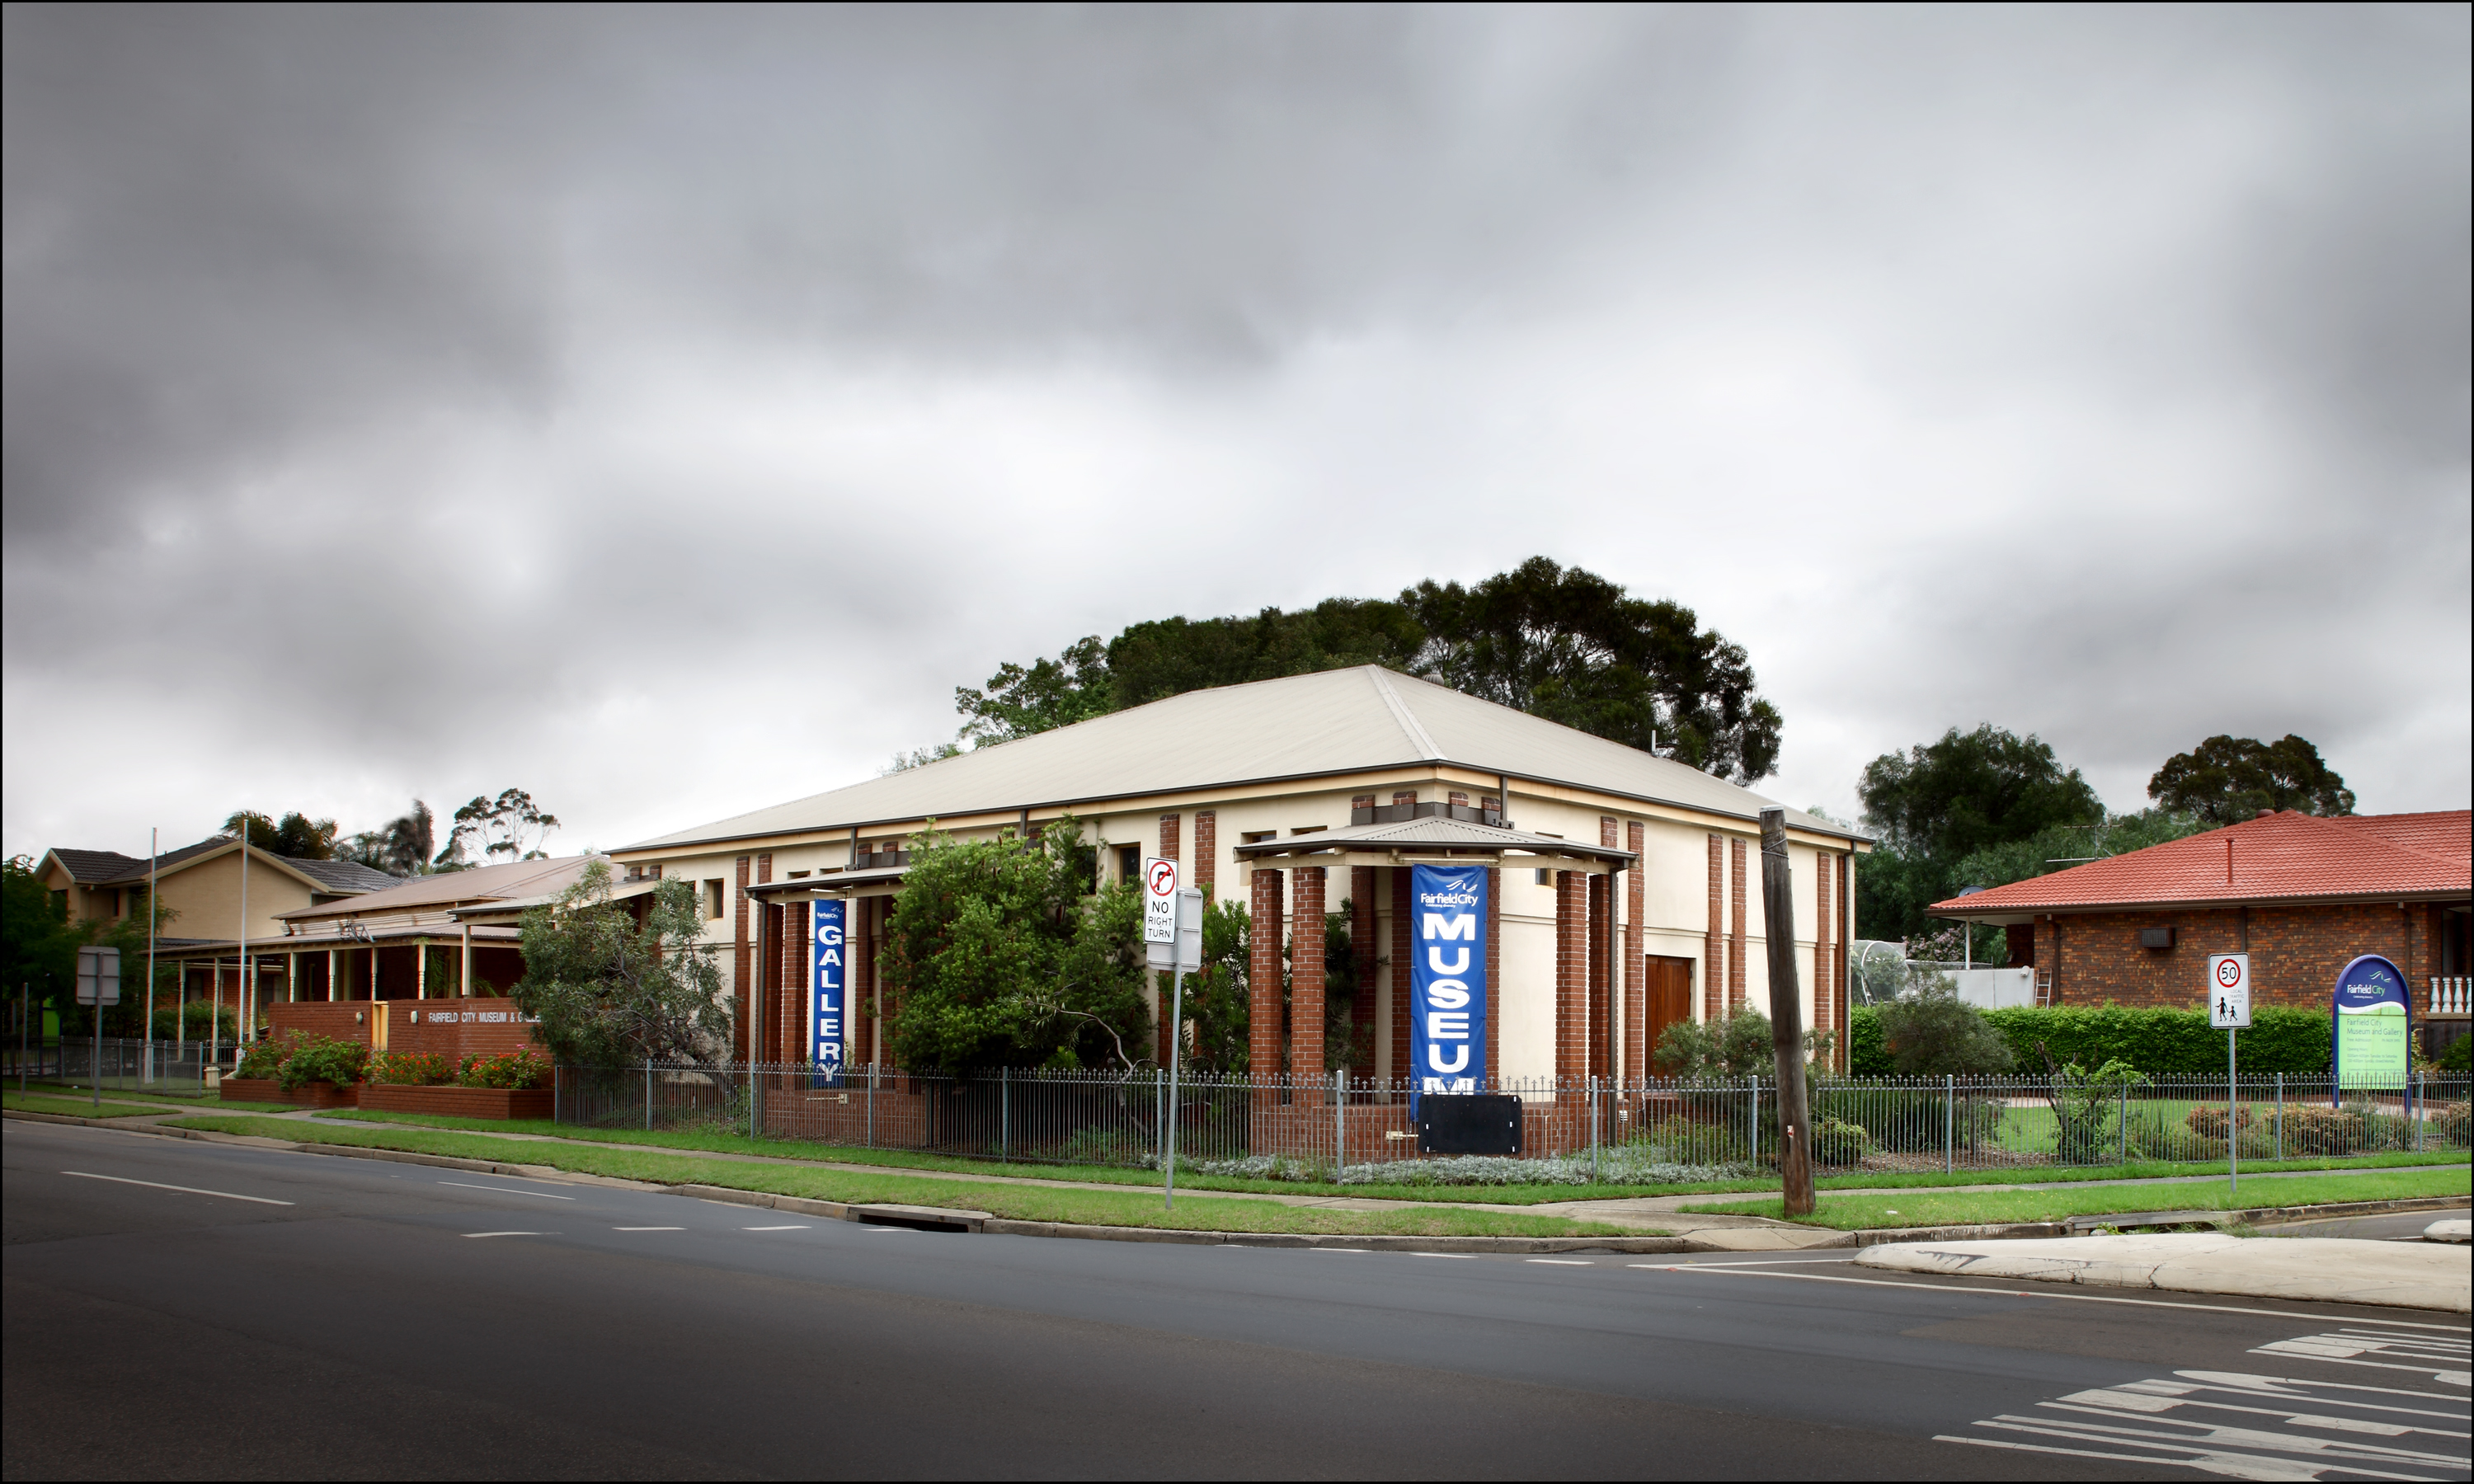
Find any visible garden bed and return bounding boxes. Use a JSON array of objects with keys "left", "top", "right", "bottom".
[
  {"left": 357, "top": 1083, "right": 553, "bottom": 1120},
  {"left": 219, "top": 1078, "right": 359, "bottom": 1108}
]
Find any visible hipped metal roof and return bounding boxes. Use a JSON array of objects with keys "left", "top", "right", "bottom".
[
  {"left": 1233, "top": 815, "right": 1637, "bottom": 866},
  {"left": 622, "top": 665, "right": 1860, "bottom": 853},
  {"left": 1929, "top": 810, "right": 2472, "bottom": 923}
]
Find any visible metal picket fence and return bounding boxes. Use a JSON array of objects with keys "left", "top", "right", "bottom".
[
  {"left": 10, "top": 1036, "right": 217, "bottom": 1092},
  {"left": 552, "top": 1064, "right": 2473, "bottom": 1179}
]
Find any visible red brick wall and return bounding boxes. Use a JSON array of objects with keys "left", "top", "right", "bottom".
[
  {"left": 268, "top": 1001, "right": 377, "bottom": 1046},
  {"left": 1350, "top": 864, "right": 1376, "bottom": 1071},
  {"left": 1626, "top": 821, "right": 1646, "bottom": 1081},
  {"left": 387, "top": 1002, "right": 543, "bottom": 1061},
  {"left": 1587, "top": 871, "right": 1610, "bottom": 1079},
  {"left": 1249, "top": 866, "right": 1284, "bottom": 1090},
  {"left": 1729, "top": 837, "right": 1748, "bottom": 1015},
  {"left": 1390, "top": 866, "right": 1411, "bottom": 1083},
  {"left": 733, "top": 856, "right": 751, "bottom": 1060},
  {"left": 1193, "top": 812, "right": 1216, "bottom": 902},
  {"left": 1555, "top": 870, "right": 1587, "bottom": 1083},
  {"left": 1291, "top": 866, "right": 1326, "bottom": 1080},
  {"left": 2036, "top": 901, "right": 2434, "bottom": 1010},
  {"left": 1814, "top": 850, "right": 1835, "bottom": 1044}
]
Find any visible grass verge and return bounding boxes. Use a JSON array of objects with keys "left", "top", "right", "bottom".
[
  {"left": 1681, "top": 1167, "right": 2472, "bottom": 1230},
  {"left": 5, "top": 1092, "right": 191, "bottom": 1119},
  {"left": 164, "top": 1115, "right": 1637, "bottom": 1238},
  {"left": 302, "top": 1107, "right": 2471, "bottom": 1203}
]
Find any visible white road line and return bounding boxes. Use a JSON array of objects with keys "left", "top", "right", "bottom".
[
  {"left": 1526, "top": 1258, "right": 1593, "bottom": 1266},
  {"left": 1312, "top": 1248, "right": 1371, "bottom": 1254},
  {"left": 614, "top": 1226, "right": 684, "bottom": 1232},
  {"left": 61, "top": 1170, "right": 293, "bottom": 1205},
  {"left": 1663, "top": 1266, "right": 2473, "bottom": 1331},
  {"left": 463, "top": 1231, "right": 553, "bottom": 1238},
  {"left": 1629, "top": 1258, "right": 1851, "bottom": 1269},
  {"left": 744, "top": 1225, "right": 811, "bottom": 1232},
  {"left": 437, "top": 1181, "right": 573, "bottom": 1200},
  {"left": 1410, "top": 1252, "right": 1479, "bottom": 1259}
]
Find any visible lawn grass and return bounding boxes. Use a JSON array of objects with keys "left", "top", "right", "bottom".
[
  {"left": 301, "top": 1107, "right": 2468, "bottom": 1203},
  {"left": 4, "top": 1092, "right": 191, "bottom": 1119},
  {"left": 164, "top": 1115, "right": 1638, "bottom": 1238},
  {"left": 1680, "top": 1166, "right": 2472, "bottom": 1230}
]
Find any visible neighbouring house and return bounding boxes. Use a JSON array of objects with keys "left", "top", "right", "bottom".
[
  {"left": 610, "top": 665, "right": 1871, "bottom": 1084},
  {"left": 1927, "top": 809, "right": 2472, "bottom": 1057},
  {"left": 35, "top": 836, "right": 398, "bottom": 1014}
]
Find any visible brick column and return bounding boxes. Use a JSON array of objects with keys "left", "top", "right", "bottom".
[
  {"left": 1837, "top": 854, "right": 1852, "bottom": 1070},
  {"left": 1555, "top": 870, "right": 1587, "bottom": 1084},
  {"left": 1249, "top": 866, "right": 1284, "bottom": 1097},
  {"left": 759, "top": 900, "right": 781, "bottom": 1067},
  {"left": 1390, "top": 866, "right": 1412, "bottom": 1089},
  {"left": 1291, "top": 866, "right": 1326, "bottom": 1081},
  {"left": 1587, "top": 871, "right": 1611, "bottom": 1080},
  {"left": 1350, "top": 865, "right": 1376, "bottom": 1073},
  {"left": 1705, "top": 834, "right": 1724, "bottom": 1022},
  {"left": 1626, "top": 821, "right": 1645, "bottom": 1082},
  {"left": 1193, "top": 812, "right": 1216, "bottom": 902},
  {"left": 733, "top": 856, "right": 751, "bottom": 1060},
  {"left": 1728, "top": 837, "right": 1748, "bottom": 1016},
  {"left": 780, "top": 899, "right": 808, "bottom": 1064}
]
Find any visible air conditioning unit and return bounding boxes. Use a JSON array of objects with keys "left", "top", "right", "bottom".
[{"left": 2138, "top": 926, "right": 2175, "bottom": 950}]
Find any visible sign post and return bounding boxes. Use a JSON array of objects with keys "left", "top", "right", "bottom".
[
  {"left": 2208, "top": 953, "right": 2250, "bottom": 1198},
  {"left": 77, "top": 946, "right": 120, "bottom": 1110},
  {"left": 1143, "top": 860, "right": 1198, "bottom": 1209}
]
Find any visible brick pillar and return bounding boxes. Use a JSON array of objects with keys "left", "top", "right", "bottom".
[
  {"left": 1350, "top": 864, "right": 1376, "bottom": 1072},
  {"left": 780, "top": 899, "right": 808, "bottom": 1064},
  {"left": 759, "top": 899, "right": 781, "bottom": 1067},
  {"left": 1390, "top": 866, "right": 1412, "bottom": 1088},
  {"left": 1249, "top": 866, "right": 1284, "bottom": 1097},
  {"left": 1555, "top": 870, "right": 1587, "bottom": 1084},
  {"left": 1587, "top": 871, "right": 1611, "bottom": 1080},
  {"left": 1291, "top": 866, "right": 1326, "bottom": 1081},
  {"left": 733, "top": 856, "right": 751, "bottom": 1060},
  {"left": 1837, "top": 854, "right": 1852, "bottom": 1070},
  {"left": 1485, "top": 867, "right": 1501, "bottom": 1087},
  {"left": 1729, "top": 837, "right": 1748, "bottom": 1016},
  {"left": 1626, "top": 821, "right": 1645, "bottom": 1082},
  {"left": 1704, "top": 835, "right": 1722, "bottom": 1022},
  {"left": 1192, "top": 811, "right": 1217, "bottom": 903}
]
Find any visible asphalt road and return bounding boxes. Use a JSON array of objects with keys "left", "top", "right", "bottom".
[{"left": 7, "top": 1120, "right": 2468, "bottom": 1481}]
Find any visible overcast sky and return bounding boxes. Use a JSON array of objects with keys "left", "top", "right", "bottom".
[{"left": 6, "top": 4, "right": 2467, "bottom": 863}]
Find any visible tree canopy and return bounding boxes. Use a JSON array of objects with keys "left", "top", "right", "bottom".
[
  {"left": 2147, "top": 734, "right": 2354, "bottom": 824},
  {"left": 877, "top": 817, "right": 1154, "bottom": 1071},
  {"left": 1854, "top": 725, "right": 2104, "bottom": 943},
  {"left": 946, "top": 557, "right": 1782, "bottom": 782},
  {"left": 444, "top": 788, "right": 562, "bottom": 866},
  {"left": 513, "top": 858, "right": 729, "bottom": 1067},
  {"left": 222, "top": 810, "right": 340, "bottom": 860}
]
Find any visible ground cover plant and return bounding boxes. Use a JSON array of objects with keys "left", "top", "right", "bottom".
[
  {"left": 294, "top": 1106, "right": 2467, "bottom": 1202},
  {"left": 164, "top": 1115, "right": 1636, "bottom": 1237},
  {"left": 1679, "top": 1166, "right": 2470, "bottom": 1229}
]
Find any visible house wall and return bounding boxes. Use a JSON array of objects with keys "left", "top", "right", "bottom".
[{"left": 2028, "top": 900, "right": 2456, "bottom": 1010}]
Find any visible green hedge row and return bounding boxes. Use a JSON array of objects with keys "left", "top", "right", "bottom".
[{"left": 1844, "top": 1005, "right": 2331, "bottom": 1077}]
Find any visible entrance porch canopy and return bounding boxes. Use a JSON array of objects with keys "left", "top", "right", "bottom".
[{"left": 1232, "top": 815, "right": 1635, "bottom": 872}]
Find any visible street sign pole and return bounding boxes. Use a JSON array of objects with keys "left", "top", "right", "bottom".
[
  {"left": 77, "top": 946, "right": 120, "bottom": 1108},
  {"left": 1141, "top": 858, "right": 1196, "bottom": 1211},
  {"left": 2208, "top": 953, "right": 2251, "bottom": 1201}
]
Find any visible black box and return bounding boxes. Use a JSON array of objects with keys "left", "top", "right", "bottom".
[{"left": 1416, "top": 1094, "right": 1523, "bottom": 1155}]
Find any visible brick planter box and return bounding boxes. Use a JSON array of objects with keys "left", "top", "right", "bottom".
[
  {"left": 357, "top": 1083, "right": 553, "bottom": 1120},
  {"left": 220, "top": 1078, "right": 360, "bottom": 1108}
]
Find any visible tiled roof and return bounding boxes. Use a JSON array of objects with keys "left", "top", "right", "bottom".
[
  {"left": 287, "top": 858, "right": 402, "bottom": 893},
  {"left": 45, "top": 848, "right": 145, "bottom": 884},
  {"left": 622, "top": 665, "right": 1859, "bottom": 852},
  {"left": 1932, "top": 810, "right": 2471, "bottom": 918},
  {"left": 278, "top": 855, "right": 596, "bottom": 920}
]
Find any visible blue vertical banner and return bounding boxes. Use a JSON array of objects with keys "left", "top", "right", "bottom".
[
  {"left": 1410, "top": 865, "right": 1488, "bottom": 1094},
  {"left": 811, "top": 899, "right": 846, "bottom": 1085}
]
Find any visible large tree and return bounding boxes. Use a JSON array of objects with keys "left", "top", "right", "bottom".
[
  {"left": 2148, "top": 735, "right": 2354, "bottom": 824},
  {"left": 946, "top": 557, "right": 1782, "bottom": 783},
  {"left": 1855, "top": 725, "right": 2103, "bottom": 942},
  {"left": 1402, "top": 557, "right": 1781, "bottom": 782},
  {"left": 223, "top": 810, "right": 340, "bottom": 860},
  {"left": 876, "top": 816, "right": 1153, "bottom": 1071},
  {"left": 513, "top": 859, "right": 729, "bottom": 1068}
]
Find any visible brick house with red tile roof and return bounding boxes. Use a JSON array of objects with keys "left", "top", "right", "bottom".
[{"left": 1929, "top": 810, "right": 2471, "bottom": 1053}]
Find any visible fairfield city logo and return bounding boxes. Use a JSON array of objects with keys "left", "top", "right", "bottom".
[{"left": 1418, "top": 890, "right": 1480, "bottom": 908}]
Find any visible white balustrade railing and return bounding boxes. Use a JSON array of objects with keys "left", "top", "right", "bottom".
[{"left": 2430, "top": 977, "right": 2472, "bottom": 1017}]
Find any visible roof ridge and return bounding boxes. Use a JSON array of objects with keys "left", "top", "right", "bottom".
[{"left": 1366, "top": 667, "right": 1445, "bottom": 762}]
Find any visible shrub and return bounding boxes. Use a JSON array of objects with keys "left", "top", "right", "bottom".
[
  {"left": 281, "top": 1036, "right": 368, "bottom": 1092},
  {"left": 1846, "top": 1007, "right": 1892, "bottom": 1077},
  {"left": 1637, "top": 1114, "right": 1745, "bottom": 1167},
  {"left": 2274, "top": 1104, "right": 2365, "bottom": 1155},
  {"left": 154, "top": 1003, "right": 239, "bottom": 1042},
  {"left": 233, "top": 1040, "right": 285, "bottom": 1080},
  {"left": 1812, "top": 1117, "right": 1869, "bottom": 1167},
  {"left": 456, "top": 1050, "right": 548, "bottom": 1089},
  {"left": 1981, "top": 1006, "right": 2331, "bottom": 1074},
  {"left": 1815, "top": 1084, "right": 2002, "bottom": 1154},
  {"left": 2438, "top": 1101, "right": 2470, "bottom": 1148},
  {"left": 1874, "top": 977, "right": 2014, "bottom": 1075},
  {"left": 367, "top": 1051, "right": 453, "bottom": 1086},
  {"left": 2183, "top": 1104, "right": 2254, "bottom": 1140},
  {"left": 2438, "top": 1036, "right": 2473, "bottom": 1073}
]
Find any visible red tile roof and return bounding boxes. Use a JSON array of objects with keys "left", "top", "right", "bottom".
[{"left": 1931, "top": 810, "right": 2471, "bottom": 918}]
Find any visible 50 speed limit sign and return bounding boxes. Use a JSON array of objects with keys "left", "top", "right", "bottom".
[{"left": 2207, "top": 953, "right": 2251, "bottom": 1029}]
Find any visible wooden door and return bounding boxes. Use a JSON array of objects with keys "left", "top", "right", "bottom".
[{"left": 1644, "top": 956, "right": 1694, "bottom": 1074}]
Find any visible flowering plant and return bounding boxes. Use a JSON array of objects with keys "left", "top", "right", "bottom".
[
  {"left": 456, "top": 1050, "right": 549, "bottom": 1089},
  {"left": 367, "top": 1050, "right": 454, "bottom": 1086}
]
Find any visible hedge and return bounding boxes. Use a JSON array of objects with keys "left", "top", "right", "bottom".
[{"left": 1844, "top": 1005, "right": 2332, "bottom": 1077}]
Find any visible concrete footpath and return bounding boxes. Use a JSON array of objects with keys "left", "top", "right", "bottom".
[{"left": 1857, "top": 1232, "right": 2474, "bottom": 1313}]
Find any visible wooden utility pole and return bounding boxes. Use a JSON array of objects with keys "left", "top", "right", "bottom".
[{"left": 1760, "top": 808, "right": 1815, "bottom": 1216}]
